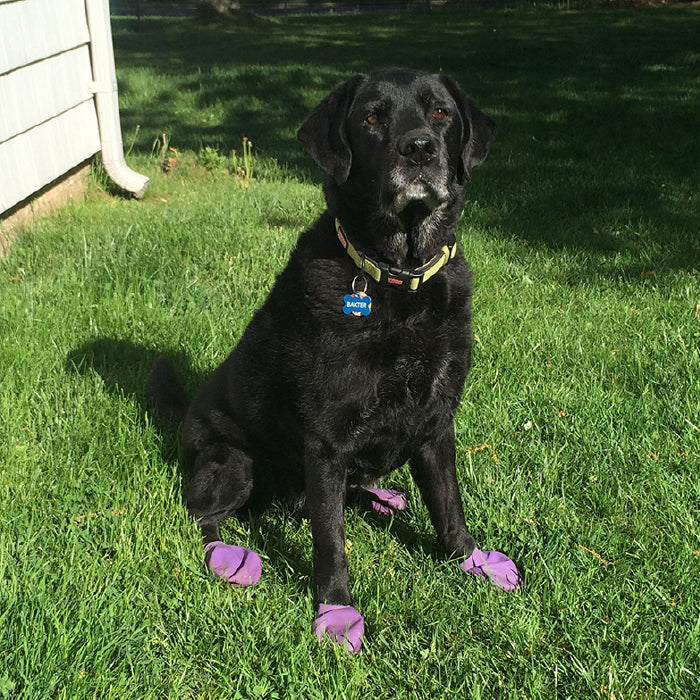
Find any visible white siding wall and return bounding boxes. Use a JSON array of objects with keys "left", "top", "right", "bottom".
[{"left": 0, "top": 0, "right": 101, "bottom": 214}]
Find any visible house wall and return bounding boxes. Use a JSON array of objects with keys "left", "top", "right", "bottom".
[{"left": 0, "top": 0, "right": 101, "bottom": 226}]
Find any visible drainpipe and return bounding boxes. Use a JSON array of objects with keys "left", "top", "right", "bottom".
[{"left": 85, "top": 0, "right": 149, "bottom": 198}]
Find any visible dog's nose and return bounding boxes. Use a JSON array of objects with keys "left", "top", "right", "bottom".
[{"left": 398, "top": 133, "right": 436, "bottom": 166}]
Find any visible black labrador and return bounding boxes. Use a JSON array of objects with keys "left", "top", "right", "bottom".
[{"left": 148, "top": 68, "right": 521, "bottom": 654}]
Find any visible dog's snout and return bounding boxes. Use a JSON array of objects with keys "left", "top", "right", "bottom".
[{"left": 398, "top": 132, "right": 436, "bottom": 166}]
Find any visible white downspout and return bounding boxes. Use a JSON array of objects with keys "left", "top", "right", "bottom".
[{"left": 85, "top": 0, "right": 149, "bottom": 198}]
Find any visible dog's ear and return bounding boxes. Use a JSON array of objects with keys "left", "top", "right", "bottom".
[
  {"left": 438, "top": 74, "right": 497, "bottom": 180},
  {"left": 297, "top": 75, "right": 364, "bottom": 185}
]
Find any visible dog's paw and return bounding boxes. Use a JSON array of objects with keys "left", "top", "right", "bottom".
[
  {"left": 314, "top": 604, "right": 364, "bottom": 654},
  {"left": 361, "top": 487, "right": 407, "bottom": 516},
  {"left": 460, "top": 547, "right": 522, "bottom": 592},
  {"left": 204, "top": 541, "right": 262, "bottom": 587}
]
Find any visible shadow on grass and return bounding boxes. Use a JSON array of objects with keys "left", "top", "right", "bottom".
[
  {"left": 65, "top": 337, "right": 203, "bottom": 467},
  {"left": 113, "top": 9, "right": 699, "bottom": 275}
]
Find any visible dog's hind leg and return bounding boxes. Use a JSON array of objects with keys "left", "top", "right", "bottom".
[{"left": 186, "top": 443, "right": 262, "bottom": 587}]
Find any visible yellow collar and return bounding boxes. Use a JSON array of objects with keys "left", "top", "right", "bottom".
[{"left": 335, "top": 219, "right": 457, "bottom": 292}]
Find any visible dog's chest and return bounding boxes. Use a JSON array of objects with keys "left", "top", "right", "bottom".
[
  {"left": 376, "top": 329, "right": 452, "bottom": 404},
  {"left": 340, "top": 305, "right": 465, "bottom": 441},
  {"left": 338, "top": 324, "right": 461, "bottom": 481}
]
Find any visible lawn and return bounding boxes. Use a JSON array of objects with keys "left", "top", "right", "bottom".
[{"left": 1, "top": 5, "right": 699, "bottom": 699}]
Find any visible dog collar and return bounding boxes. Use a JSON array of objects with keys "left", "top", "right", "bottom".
[{"left": 335, "top": 219, "right": 457, "bottom": 292}]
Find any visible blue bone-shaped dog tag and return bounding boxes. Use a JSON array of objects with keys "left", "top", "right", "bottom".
[{"left": 343, "top": 291, "right": 372, "bottom": 317}]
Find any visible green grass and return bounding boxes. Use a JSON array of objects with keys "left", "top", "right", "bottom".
[{"left": 2, "top": 6, "right": 700, "bottom": 699}]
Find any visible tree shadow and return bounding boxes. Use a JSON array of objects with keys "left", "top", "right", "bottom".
[{"left": 112, "top": 10, "right": 699, "bottom": 277}]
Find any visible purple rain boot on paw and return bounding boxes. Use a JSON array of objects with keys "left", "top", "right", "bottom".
[
  {"left": 361, "top": 487, "right": 407, "bottom": 516},
  {"left": 314, "top": 604, "right": 364, "bottom": 654},
  {"left": 204, "top": 541, "right": 262, "bottom": 587},
  {"left": 460, "top": 547, "right": 523, "bottom": 592}
]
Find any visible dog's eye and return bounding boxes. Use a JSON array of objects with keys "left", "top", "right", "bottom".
[
  {"left": 432, "top": 108, "right": 448, "bottom": 121},
  {"left": 365, "top": 113, "right": 379, "bottom": 126}
]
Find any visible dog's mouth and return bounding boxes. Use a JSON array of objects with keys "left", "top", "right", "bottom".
[
  {"left": 390, "top": 178, "right": 450, "bottom": 217},
  {"left": 395, "top": 200, "right": 432, "bottom": 232},
  {"left": 390, "top": 180, "right": 449, "bottom": 230}
]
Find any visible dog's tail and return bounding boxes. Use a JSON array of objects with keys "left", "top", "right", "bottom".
[{"left": 146, "top": 356, "right": 189, "bottom": 428}]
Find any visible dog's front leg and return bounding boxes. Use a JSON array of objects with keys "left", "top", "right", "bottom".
[
  {"left": 410, "top": 424, "right": 476, "bottom": 558},
  {"left": 305, "top": 457, "right": 352, "bottom": 606},
  {"left": 411, "top": 425, "right": 522, "bottom": 591},
  {"left": 305, "top": 441, "right": 364, "bottom": 653}
]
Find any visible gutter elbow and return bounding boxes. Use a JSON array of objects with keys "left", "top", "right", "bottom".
[{"left": 85, "top": 0, "right": 149, "bottom": 199}]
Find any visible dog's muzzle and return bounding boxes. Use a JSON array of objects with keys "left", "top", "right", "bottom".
[
  {"left": 392, "top": 180, "right": 449, "bottom": 214},
  {"left": 390, "top": 131, "right": 451, "bottom": 215}
]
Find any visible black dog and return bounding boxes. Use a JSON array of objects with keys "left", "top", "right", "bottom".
[{"left": 148, "top": 68, "right": 521, "bottom": 653}]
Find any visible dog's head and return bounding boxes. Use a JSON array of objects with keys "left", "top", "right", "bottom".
[{"left": 298, "top": 69, "right": 496, "bottom": 261}]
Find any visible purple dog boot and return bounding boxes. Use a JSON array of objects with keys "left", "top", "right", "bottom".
[
  {"left": 460, "top": 547, "right": 523, "bottom": 592},
  {"left": 204, "top": 541, "right": 262, "bottom": 587},
  {"left": 314, "top": 604, "right": 364, "bottom": 654},
  {"left": 361, "top": 487, "right": 407, "bottom": 516}
]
